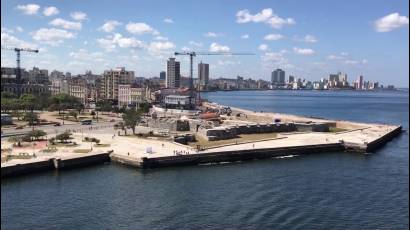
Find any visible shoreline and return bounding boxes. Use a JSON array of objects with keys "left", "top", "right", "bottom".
[{"left": 1, "top": 103, "right": 404, "bottom": 178}]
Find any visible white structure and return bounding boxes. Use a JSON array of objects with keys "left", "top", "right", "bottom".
[{"left": 118, "top": 84, "right": 149, "bottom": 107}]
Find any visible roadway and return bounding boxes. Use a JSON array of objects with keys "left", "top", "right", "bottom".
[{"left": 1, "top": 121, "right": 115, "bottom": 138}]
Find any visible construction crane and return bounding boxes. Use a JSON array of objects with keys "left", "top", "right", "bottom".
[
  {"left": 1, "top": 47, "right": 39, "bottom": 97},
  {"left": 174, "top": 51, "right": 254, "bottom": 105}
]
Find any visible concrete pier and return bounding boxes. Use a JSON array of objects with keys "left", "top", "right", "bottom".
[{"left": 109, "top": 125, "right": 403, "bottom": 169}]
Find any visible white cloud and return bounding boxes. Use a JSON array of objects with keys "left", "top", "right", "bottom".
[
  {"left": 32, "top": 28, "right": 75, "bottom": 46},
  {"left": 236, "top": 8, "right": 295, "bottom": 29},
  {"left": 49, "top": 18, "right": 82, "bottom": 30},
  {"left": 217, "top": 60, "right": 237, "bottom": 66},
  {"left": 16, "top": 4, "right": 40, "bottom": 15},
  {"left": 261, "top": 51, "right": 287, "bottom": 63},
  {"left": 69, "top": 49, "right": 104, "bottom": 61},
  {"left": 99, "top": 20, "right": 121, "bottom": 33},
  {"left": 164, "top": 18, "right": 174, "bottom": 23},
  {"left": 362, "top": 59, "right": 368, "bottom": 64},
  {"left": 181, "top": 46, "right": 190, "bottom": 52},
  {"left": 304, "top": 34, "right": 317, "bottom": 43},
  {"left": 43, "top": 6, "right": 59, "bottom": 16},
  {"left": 258, "top": 44, "right": 268, "bottom": 51},
  {"left": 344, "top": 60, "right": 359, "bottom": 65},
  {"left": 16, "top": 26, "right": 23, "bottom": 32},
  {"left": 154, "top": 36, "right": 168, "bottom": 41},
  {"left": 2, "top": 27, "right": 14, "bottom": 34},
  {"left": 1, "top": 31, "right": 38, "bottom": 49},
  {"left": 293, "top": 47, "right": 315, "bottom": 55},
  {"left": 189, "top": 41, "right": 203, "bottom": 47},
  {"left": 126, "top": 22, "right": 159, "bottom": 35},
  {"left": 236, "top": 8, "right": 273, "bottom": 23},
  {"left": 97, "top": 33, "right": 145, "bottom": 51},
  {"left": 148, "top": 41, "right": 175, "bottom": 53},
  {"left": 204, "top": 32, "right": 220, "bottom": 38},
  {"left": 340, "top": 52, "right": 348, "bottom": 56},
  {"left": 241, "top": 34, "right": 249, "bottom": 39},
  {"left": 374, "top": 13, "right": 409, "bottom": 32},
  {"left": 327, "top": 54, "right": 343, "bottom": 60},
  {"left": 267, "top": 15, "right": 295, "bottom": 29},
  {"left": 209, "top": 42, "right": 230, "bottom": 52},
  {"left": 70, "top": 11, "right": 87, "bottom": 21},
  {"left": 115, "top": 34, "right": 144, "bottom": 48},
  {"left": 264, "top": 33, "right": 284, "bottom": 40},
  {"left": 96, "top": 37, "right": 116, "bottom": 52}
]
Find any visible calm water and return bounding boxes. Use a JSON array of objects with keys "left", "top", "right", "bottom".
[{"left": 2, "top": 90, "right": 409, "bottom": 229}]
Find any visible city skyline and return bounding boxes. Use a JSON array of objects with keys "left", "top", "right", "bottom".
[{"left": 1, "top": 0, "right": 409, "bottom": 87}]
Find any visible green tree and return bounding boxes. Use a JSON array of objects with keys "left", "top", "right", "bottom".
[
  {"left": 20, "top": 94, "right": 37, "bottom": 112},
  {"left": 23, "top": 112, "right": 39, "bottom": 126},
  {"left": 55, "top": 131, "right": 72, "bottom": 143},
  {"left": 122, "top": 108, "right": 141, "bottom": 135},
  {"left": 68, "top": 110, "right": 78, "bottom": 121},
  {"left": 27, "top": 130, "right": 47, "bottom": 140},
  {"left": 1, "top": 91, "right": 17, "bottom": 99},
  {"left": 49, "top": 93, "right": 83, "bottom": 115},
  {"left": 138, "top": 102, "right": 151, "bottom": 114}
]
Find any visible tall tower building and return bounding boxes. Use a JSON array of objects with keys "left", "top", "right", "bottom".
[
  {"left": 166, "top": 58, "right": 180, "bottom": 88},
  {"left": 359, "top": 75, "right": 364, "bottom": 90},
  {"left": 101, "top": 67, "right": 134, "bottom": 100},
  {"left": 198, "top": 61, "right": 209, "bottom": 89},
  {"left": 271, "top": 69, "right": 285, "bottom": 85},
  {"left": 159, "top": 71, "right": 166, "bottom": 80}
]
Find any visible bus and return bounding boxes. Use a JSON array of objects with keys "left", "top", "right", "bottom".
[{"left": 80, "top": 119, "right": 92, "bottom": 125}]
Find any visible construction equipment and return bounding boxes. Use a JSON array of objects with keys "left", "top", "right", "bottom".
[
  {"left": 174, "top": 51, "right": 254, "bottom": 106},
  {"left": 1, "top": 47, "right": 39, "bottom": 97}
]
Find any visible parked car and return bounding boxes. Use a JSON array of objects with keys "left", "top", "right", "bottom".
[
  {"left": 54, "top": 122, "right": 61, "bottom": 126},
  {"left": 15, "top": 125, "right": 24, "bottom": 130}
]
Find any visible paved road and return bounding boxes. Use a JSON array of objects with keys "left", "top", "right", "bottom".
[{"left": 1, "top": 121, "right": 115, "bottom": 138}]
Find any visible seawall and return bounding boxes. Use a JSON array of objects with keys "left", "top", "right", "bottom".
[
  {"left": 1, "top": 151, "right": 112, "bottom": 178},
  {"left": 136, "top": 143, "right": 344, "bottom": 169}
]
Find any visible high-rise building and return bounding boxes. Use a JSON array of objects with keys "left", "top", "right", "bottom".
[
  {"left": 271, "top": 69, "right": 285, "bottom": 86},
  {"left": 166, "top": 58, "right": 180, "bottom": 88},
  {"left": 101, "top": 67, "right": 134, "bottom": 100},
  {"left": 160, "top": 71, "right": 166, "bottom": 80},
  {"left": 288, "top": 75, "right": 295, "bottom": 83},
  {"left": 198, "top": 61, "right": 209, "bottom": 89},
  {"left": 359, "top": 75, "right": 364, "bottom": 90}
]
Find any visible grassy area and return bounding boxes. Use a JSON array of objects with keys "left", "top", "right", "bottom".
[
  {"left": 188, "top": 132, "right": 278, "bottom": 149},
  {"left": 329, "top": 127, "right": 348, "bottom": 133},
  {"left": 50, "top": 142, "right": 78, "bottom": 148},
  {"left": 42, "top": 147, "right": 58, "bottom": 153},
  {"left": 94, "top": 144, "right": 111, "bottom": 147},
  {"left": 73, "top": 149, "right": 91, "bottom": 153}
]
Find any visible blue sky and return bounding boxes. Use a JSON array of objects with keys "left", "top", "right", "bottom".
[{"left": 1, "top": 0, "right": 409, "bottom": 87}]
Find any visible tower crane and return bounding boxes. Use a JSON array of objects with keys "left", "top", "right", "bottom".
[
  {"left": 1, "top": 47, "right": 39, "bottom": 97},
  {"left": 174, "top": 51, "right": 254, "bottom": 105}
]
